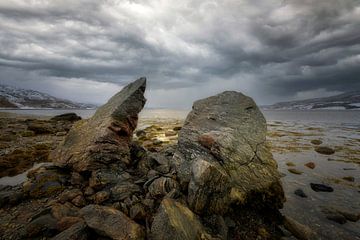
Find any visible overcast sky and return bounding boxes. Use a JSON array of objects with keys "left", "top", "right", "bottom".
[{"left": 0, "top": 0, "right": 359, "bottom": 108}]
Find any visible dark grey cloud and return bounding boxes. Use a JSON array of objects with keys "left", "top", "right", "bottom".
[{"left": 0, "top": 0, "right": 359, "bottom": 107}]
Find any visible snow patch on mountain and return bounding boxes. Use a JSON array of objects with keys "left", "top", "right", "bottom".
[
  {"left": 263, "top": 91, "right": 360, "bottom": 110},
  {"left": 0, "top": 84, "right": 96, "bottom": 109}
]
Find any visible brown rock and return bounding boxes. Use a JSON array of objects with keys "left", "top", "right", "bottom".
[
  {"left": 304, "top": 162, "right": 315, "bottom": 169},
  {"left": 94, "top": 191, "right": 110, "bottom": 204},
  {"left": 71, "top": 195, "right": 86, "bottom": 207},
  {"left": 57, "top": 216, "right": 83, "bottom": 231},
  {"left": 51, "top": 78, "right": 147, "bottom": 172},
  {"left": 151, "top": 198, "right": 211, "bottom": 240},
  {"left": 80, "top": 204, "right": 145, "bottom": 240},
  {"left": 284, "top": 216, "right": 318, "bottom": 240},
  {"left": 52, "top": 222, "right": 88, "bottom": 240}
]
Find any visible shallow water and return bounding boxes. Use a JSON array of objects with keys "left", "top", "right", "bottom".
[
  {"left": 0, "top": 162, "right": 52, "bottom": 186},
  {"left": 1, "top": 108, "right": 360, "bottom": 125}
]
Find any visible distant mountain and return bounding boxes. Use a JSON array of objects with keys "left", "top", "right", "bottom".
[
  {"left": 0, "top": 84, "right": 96, "bottom": 109},
  {"left": 263, "top": 91, "right": 360, "bottom": 110}
]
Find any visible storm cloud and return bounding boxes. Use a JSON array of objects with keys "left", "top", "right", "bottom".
[{"left": 0, "top": 0, "right": 359, "bottom": 107}]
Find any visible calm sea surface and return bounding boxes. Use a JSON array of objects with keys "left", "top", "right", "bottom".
[{"left": 1, "top": 108, "right": 359, "bottom": 125}]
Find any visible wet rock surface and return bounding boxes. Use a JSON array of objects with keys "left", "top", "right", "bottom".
[
  {"left": 0, "top": 115, "right": 79, "bottom": 178},
  {"left": 172, "top": 91, "right": 284, "bottom": 217}
]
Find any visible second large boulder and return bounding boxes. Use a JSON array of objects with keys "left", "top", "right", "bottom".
[{"left": 172, "top": 91, "right": 284, "bottom": 214}]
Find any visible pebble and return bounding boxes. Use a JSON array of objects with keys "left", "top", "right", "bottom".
[
  {"left": 310, "top": 183, "right": 334, "bottom": 192},
  {"left": 294, "top": 189, "right": 307, "bottom": 198}
]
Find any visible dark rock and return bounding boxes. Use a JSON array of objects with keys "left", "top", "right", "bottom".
[
  {"left": 129, "top": 203, "right": 147, "bottom": 221},
  {"left": 25, "top": 214, "right": 58, "bottom": 237},
  {"left": 27, "top": 121, "right": 55, "bottom": 134},
  {"left": 51, "top": 113, "right": 81, "bottom": 122},
  {"left": 56, "top": 216, "right": 83, "bottom": 231},
  {"left": 294, "top": 189, "right": 307, "bottom": 198},
  {"left": 84, "top": 187, "right": 95, "bottom": 196},
  {"left": 0, "top": 188, "right": 24, "bottom": 207},
  {"left": 70, "top": 172, "right": 85, "bottom": 186},
  {"left": 342, "top": 176, "right": 355, "bottom": 182},
  {"left": 310, "top": 183, "right": 334, "bottom": 192},
  {"left": 80, "top": 204, "right": 145, "bottom": 240},
  {"left": 173, "top": 126, "right": 182, "bottom": 131},
  {"left": 52, "top": 222, "right": 88, "bottom": 240},
  {"left": 71, "top": 195, "right": 86, "bottom": 207},
  {"left": 110, "top": 182, "right": 142, "bottom": 202},
  {"left": 52, "top": 78, "right": 147, "bottom": 172},
  {"left": 172, "top": 91, "right": 284, "bottom": 214},
  {"left": 326, "top": 214, "right": 347, "bottom": 224},
  {"left": 150, "top": 198, "right": 211, "bottom": 240},
  {"left": 148, "top": 177, "right": 180, "bottom": 199},
  {"left": 135, "top": 129, "right": 146, "bottom": 137},
  {"left": 315, "top": 146, "right": 335, "bottom": 155},
  {"left": 310, "top": 139, "right": 322, "bottom": 145},
  {"left": 89, "top": 169, "right": 132, "bottom": 190}
]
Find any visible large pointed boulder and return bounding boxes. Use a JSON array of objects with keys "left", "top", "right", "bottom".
[
  {"left": 172, "top": 91, "right": 284, "bottom": 214},
  {"left": 51, "top": 77, "right": 146, "bottom": 172}
]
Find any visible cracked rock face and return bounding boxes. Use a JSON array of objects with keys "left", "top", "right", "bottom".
[
  {"left": 51, "top": 78, "right": 146, "bottom": 172},
  {"left": 172, "top": 91, "right": 284, "bottom": 214}
]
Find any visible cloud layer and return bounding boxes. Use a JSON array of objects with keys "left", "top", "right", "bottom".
[{"left": 0, "top": 0, "right": 359, "bottom": 107}]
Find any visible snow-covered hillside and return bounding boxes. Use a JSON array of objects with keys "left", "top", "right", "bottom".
[
  {"left": 0, "top": 84, "right": 96, "bottom": 109},
  {"left": 263, "top": 91, "right": 360, "bottom": 110}
]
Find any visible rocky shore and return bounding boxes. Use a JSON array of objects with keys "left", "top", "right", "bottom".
[{"left": 0, "top": 78, "right": 359, "bottom": 239}]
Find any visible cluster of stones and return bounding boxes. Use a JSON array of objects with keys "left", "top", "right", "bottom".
[{"left": 11, "top": 78, "right": 288, "bottom": 239}]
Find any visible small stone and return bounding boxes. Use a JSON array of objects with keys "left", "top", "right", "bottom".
[
  {"left": 315, "top": 146, "right": 335, "bottom": 155},
  {"left": 165, "top": 131, "right": 177, "bottom": 137},
  {"left": 310, "top": 183, "right": 334, "bottom": 192},
  {"left": 304, "top": 162, "right": 315, "bottom": 169},
  {"left": 288, "top": 168, "right": 303, "bottom": 175},
  {"left": 70, "top": 172, "right": 84, "bottom": 186},
  {"left": 130, "top": 203, "right": 147, "bottom": 221},
  {"left": 326, "top": 214, "right": 347, "bottom": 224},
  {"left": 56, "top": 131, "right": 67, "bottom": 136},
  {"left": 71, "top": 195, "right": 86, "bottom": 207},
  {"left": 286, "top": 162, "right": 296, "bottom": 167},
  {"left": 294, "top": 189, "right": 307, "bottom": 198},
  {"left": 51, "top": 113, "right": 81, "bottom": 122},
  {"left": 310, "top": 139, "right": 322, "bottom": 145},
  {"left": 148, "top": 177, "right": 180, "bottom": 198},
  {"left": 173, "top": 126, "right": 182, "bottom": 131},
  {"left": 84, "top": 187, "right": 94, "bottom": 196},
  {"left": 94, "top": 191, "right": 110, "bottom": 204},
  {"left": 342, "top": 176, "right": 355, "bottom": 182},
  {"left": 51, "top": 202, "right": 79, "bottom": 220}
]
